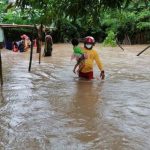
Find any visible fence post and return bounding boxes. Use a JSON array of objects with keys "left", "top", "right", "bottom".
[
  {"left": 28, "top": 28, "right": 34, "bottom": 72},
  {"left": 0, "top": 47, "right": 3, "bottom": 86}
]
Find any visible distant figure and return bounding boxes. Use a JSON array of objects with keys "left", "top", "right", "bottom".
[
  {"left": 18, "top": 40, "right": 25, "bottom": 52},
  {"left": 43, "top": 31, "right": 53, "bottom": 56},
  {"left": 12, "top": 41, "right": 19, "bottom": 52},
  {"left": 20, "top": 34, "right": 30, "bottom": 52},
  {"left": 71, "top": 38, "right": 87, "bottom": 74},
  {"left": 24, "top": 37, "right": 31, "bottom": 51},
  {"left": 33, "top": 39, "right": 37, "bottom": 48},
  {"left": 19, "top": 36, "right": 25, "bottom": 52}
]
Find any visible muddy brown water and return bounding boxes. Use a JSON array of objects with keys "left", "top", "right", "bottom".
[{"left": 0, "top": 44, "right": 150, "bottom": 150}]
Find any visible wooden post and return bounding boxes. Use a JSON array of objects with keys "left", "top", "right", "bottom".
[
  {"left": 28, "top": 28, "right": 34, "bottom": 72},
  {"left": 117, "top": 42, "right": 125, "bottom": 51},
  {"left": 116, "top": 38, "right": 124, "bottom": 51},
  {"left": 0, "top": 48, "right": 3, "bottom": 86},
  {"left": 39, "top": 41, "right": 41, "bottom": 64},
  {"left": 137, "top": 45, "right": 150, "bottom": 56},
  {"left": 39, "top": 24, "right": 43, "bottom": 64},
  {"left": 36, "top": 24, "right": 43, "bottom": 54}
]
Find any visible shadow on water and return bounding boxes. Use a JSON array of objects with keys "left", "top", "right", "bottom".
[{"left": 0, "top": 88, "right": 5, "bottom": 106}]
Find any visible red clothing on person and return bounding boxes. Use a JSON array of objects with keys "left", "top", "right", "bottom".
[{"left": 79, "top": 71, "right": 94, "bottom": 80}]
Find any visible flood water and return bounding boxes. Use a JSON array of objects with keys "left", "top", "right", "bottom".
[{"left": 0, "top": 44, "right": 150, "bottom": 150}]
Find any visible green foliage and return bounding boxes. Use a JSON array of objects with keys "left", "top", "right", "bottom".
[
  {"left": 137, "top": 22, "right": 150, "bottom": 30},
  {"left": 103, "top": 31, "right": 117, "bottom": 47},
  {"left": 0, "top": 0, "right": 149, "bottom": 43},
  {"left": 0, "top": 1, "right": 7, "bottom": 22},
  {"left": 136, "top": 9, "right": 150, "bottom": 30}
]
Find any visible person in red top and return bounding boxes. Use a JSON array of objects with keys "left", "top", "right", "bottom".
[
  {"left": 78, "top": 36, "right": 105, "bottom": 80},
  {"left": 12, "top": 41, "right": 19, "bottom": 52}
]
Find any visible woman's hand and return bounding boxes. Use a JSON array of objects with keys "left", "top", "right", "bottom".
[{"left": 100, "top": 70, "right": 105, "bottom": 80}]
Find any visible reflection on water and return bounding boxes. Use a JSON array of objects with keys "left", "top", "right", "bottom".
[{"left": 0, "top": 44, "right": 150, "bottom": 150}]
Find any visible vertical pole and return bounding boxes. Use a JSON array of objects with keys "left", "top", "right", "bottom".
[
  {"left": 0, "top": 49, "right": 3, "bottom": 86},
  {"left": 39, "top": 23, "right": 43, "bottom": 64},
  {"left": 28, "top": 28, "right": 34, "bottom": 72},
  {"left": 39, "top": 41, "right": 41, "bottom": 64}
]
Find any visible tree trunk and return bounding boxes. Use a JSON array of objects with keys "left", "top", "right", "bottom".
[
  {"left": 36, "top": 24, "right": 43, "bottom": 53},
  {"left": 123, "top": 34, "right": 131, "bottom": 45}
]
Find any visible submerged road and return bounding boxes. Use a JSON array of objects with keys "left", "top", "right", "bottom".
[{"left": 0, "top": 44, "right": 150, "bottom": 150}]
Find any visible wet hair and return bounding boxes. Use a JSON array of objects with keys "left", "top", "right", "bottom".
[{"left": 71, "top": 38, "right": 79, "bottom": 46}]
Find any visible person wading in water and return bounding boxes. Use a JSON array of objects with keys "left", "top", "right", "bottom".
[
  {"left": 43, "top": 31, "right": 53, "bottom": 57},
  {"left": 78, "top": 36, "right": 105, "bottom": 80}
]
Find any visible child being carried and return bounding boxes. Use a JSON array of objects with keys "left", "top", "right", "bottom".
[{"left": 71, "top": 38, "right": 88, "bottom": 74}]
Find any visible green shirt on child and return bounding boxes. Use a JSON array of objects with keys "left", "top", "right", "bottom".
[{"left": 73, "top": 46, "right": 84, "bottom": 55}]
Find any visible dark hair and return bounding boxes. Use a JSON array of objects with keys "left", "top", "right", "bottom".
[
  {"left": 71, "top": 38, "right": 79, "bottom": 46},
  {"left": 46, "top": 31, "right": 51, "bottom": 35}
]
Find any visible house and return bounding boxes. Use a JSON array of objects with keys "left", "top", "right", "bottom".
[{"left": 0, "top": 24, "right": 34, "bottom": 50}]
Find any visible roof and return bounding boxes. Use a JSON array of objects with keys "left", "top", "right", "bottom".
[
  {"left": 0, "top": 24, "right": 56, "bottom": 29},
  {"left": 0, "top": 24, "right": 34, "bottom": 28}
]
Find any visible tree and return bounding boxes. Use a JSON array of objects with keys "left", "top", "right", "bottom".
[{"left": 0, "top": 0, "right": 149, "bottom": 44}]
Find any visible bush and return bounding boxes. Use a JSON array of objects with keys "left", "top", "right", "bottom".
[{"left": 103, "top": 30, "right": 117, "bottom": 47}]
